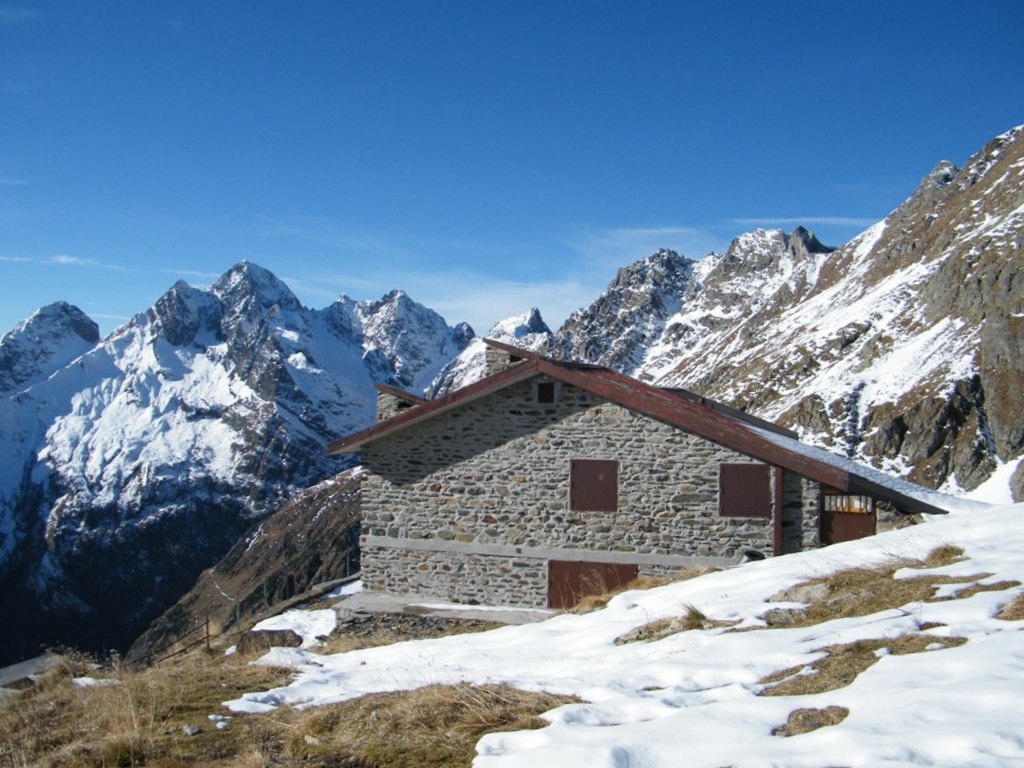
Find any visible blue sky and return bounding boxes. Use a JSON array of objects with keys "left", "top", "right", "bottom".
[{"left": 1, "top": 1, "right": 1022, "bottom": 338}]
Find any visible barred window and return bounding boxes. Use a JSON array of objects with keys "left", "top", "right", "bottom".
[{"left": 823, "top": 493, "right": 874, "bottom": 514}]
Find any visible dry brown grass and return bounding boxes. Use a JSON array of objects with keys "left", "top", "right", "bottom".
[
  {"left": 317, "top": 617, "right": 502, "bottom": 657},
  {"left": 761, "top": 545, "right": 1010, "bottom": 629},
  {"left": 0, "top": 634, "right": 574, "bottom": 767},
  {"left": 930, "top": 580, "right": 1022, "bottom": 602},
  {"left": 759, "top": 634, "right": 967, "bottom": 697},
  {"left": 771, "top": 705, "right": 849, "bottom": 736},
  {"left": 0, "top": 649, "right": 293, "bottom": 768},
  {"left": 924, "top": 544, "right": 966, "bottom": 568},
  {"left": 571, "top": 567, "right": 717, "bottom": 614},
  {"left": 288, "top": 683, "right": 578, "bottom": 767},
  {"left": 998, "top": 592, "right": 1024, "bottom": 620},
  {"left": 614, "top": 604, "right": 739, "bottom": 645}
]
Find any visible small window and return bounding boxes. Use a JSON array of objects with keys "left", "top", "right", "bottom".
[
  {"left": 570, "top": 459, "right": 618, "bottom": 511},
  {"left": 537, "top": 381, "right": 555, "bottom": 403},
  {"left": 823, "top": 493, "right": 874, "bottom": 514},
  {"left": 719, "top": 463, "right": 771, "bottom": 518}
]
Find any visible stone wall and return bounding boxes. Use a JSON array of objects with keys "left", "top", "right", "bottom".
[
  {"left": 799, "top": 475, "right": 822, "bottom": 550},
  {"left": 359, "top": 377, "right": 805, "bottom": 607},
  {"left": 363, "top": 546, "right": 549, "bottom": 607}
]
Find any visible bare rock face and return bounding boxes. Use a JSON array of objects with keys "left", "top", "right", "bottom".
[{"left": 553, "top": 249, "right": 699, "bottom": 375}]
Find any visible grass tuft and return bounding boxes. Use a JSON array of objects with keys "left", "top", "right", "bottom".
[
  {"left": 771, "top": 705, "right": 849, "bottom": 736},
  {"left": 759, "top": 634, "right": 966, "bottom": 697},
  {"left": 924, "top": 544, "right": 966, "bottom": 568},
  {"left": 614, "top": 604, "right": 738, "bottom": 645},
  {"left": 288, "top": 684, "right": 578, "bottom": 767},
  {"left": 761, "top": 545, "right": 1010, "bottom": 629},
  {"left": 997, "top": 592, "right": 1024, "bottom": 620},
  {"left": 571, "top": 568, "right": 716, "bottom": 614}
]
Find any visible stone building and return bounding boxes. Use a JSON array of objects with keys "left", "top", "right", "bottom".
[{"left": 329, "top": 341, "right": 946, "bottom": 609}]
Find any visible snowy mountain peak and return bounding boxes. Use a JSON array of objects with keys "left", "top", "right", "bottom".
[
  {"left": 488, "top": 307, "right": 552, "bottom": 342},
  {"left": 211, "top": 260, "right": 302, "bottom": 316},
  {"left": 0, "top": 302, "right": 99, "bottom": 392},
  {"left": 427, "top": 308, "right": 554, "bottom": 396},
  {"left": 0, "top": 265, "right": 475, "bottom": 663},
  {"left": 611, "top": 248, "right": 692, "bottom": 289},
  {"left": 721, "top": 227, "right": 833, "bottom": 272},
  {"left": 147, "top": 279, "right": 223, "bottom": 347}
]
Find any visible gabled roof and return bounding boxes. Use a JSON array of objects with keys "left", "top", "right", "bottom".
[{"left": 330, "top": 341, "right": 948, "bottom": 516}]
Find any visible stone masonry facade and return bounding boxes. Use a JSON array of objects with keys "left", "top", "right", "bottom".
[{"left": 359, "top": 375, "right": 827, "bottom": 608}]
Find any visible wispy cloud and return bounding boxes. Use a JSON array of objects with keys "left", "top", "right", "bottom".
[
  {"left": 89, "top": 312, "right": 132, "bottom": 322},
  {"left": 728, "top": 216, "right": 880, "bottom": 229},
  {"left": 160, "top": 268, "right": 222, "bottom": 282},
  {"left": 45, "top": 254, "right": 130, "bottom": 271},
  {"left": 0, "top": 177, "right": 28, "bottom": 186},
  {"left": 567, "top": 226, "right": 728, "bottom": 266},
  {"left": 0, "top": 6, "right": 41, "bottom": 24},
  {"left": 252, "top": 214, "right": 420, "bottom": 262},
  {"left": 0, "top": 255, "right": 31, "bottom": 263}
]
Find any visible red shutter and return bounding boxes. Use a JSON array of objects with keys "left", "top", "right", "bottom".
[
  {"left": 570, "top": 459, "right": 618, "bottom": 511},
  {"left": 719, "top": 463, "right": 771, "bottom": 518}
]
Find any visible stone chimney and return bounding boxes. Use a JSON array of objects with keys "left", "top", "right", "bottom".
[
  {"left": 375, "top": 385, "right": 427, "bottom": 422},
  {"left": 483, "top": 339, "right": 533, "bottom": 376}
]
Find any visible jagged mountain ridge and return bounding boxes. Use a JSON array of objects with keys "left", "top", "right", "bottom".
[
  {"left": 553, "top": 126, "right": 1024, "bottom": 499},
  {"left": 427, "top": 308, "right": 555, "bottom": 396},
  {"left": 0, "top": 263, "right": 470, "bottom": 663}
]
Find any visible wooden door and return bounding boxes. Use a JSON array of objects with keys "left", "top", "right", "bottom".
[{"left": 548, "top": 560, "right": 638, "bottom": 609}]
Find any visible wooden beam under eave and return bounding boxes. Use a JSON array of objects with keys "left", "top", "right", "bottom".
[{"left": 773, "top": 467, "right": 784, "bottom": 557}]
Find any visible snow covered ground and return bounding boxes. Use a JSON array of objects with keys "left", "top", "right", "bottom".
[{"left": 226, "top": 497, "right": 1024, "bottom": 767}]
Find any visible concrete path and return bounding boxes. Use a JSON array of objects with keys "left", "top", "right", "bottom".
[{"left": 334, "top": 590, "right": 556, "bottom": 625}]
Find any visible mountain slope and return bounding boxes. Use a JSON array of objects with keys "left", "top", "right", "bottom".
[
  {"left": 554, "top": 126, "right": 1024, "bottom": 499},
  {"left": 0, "top": 263, "right": 470, "bottom": 663},
  {"left": 126, "top": 468, "right": 362, "bottom": 666}
]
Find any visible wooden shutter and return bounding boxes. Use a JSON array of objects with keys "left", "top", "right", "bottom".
[
  {"left": 570, "top": 459, "right": 618, "bottom": 511},
  {"left": 719, "top": 463, "right": 771, "bottom": 518}
]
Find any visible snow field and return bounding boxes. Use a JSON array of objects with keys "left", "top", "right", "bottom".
[{"left": 225, "top": 500, "right": 1024, "bottom": 766}]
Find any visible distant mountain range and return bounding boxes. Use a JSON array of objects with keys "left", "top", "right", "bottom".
[{"left": 1, "top": 124, "right": 1021, "bottom": 664}]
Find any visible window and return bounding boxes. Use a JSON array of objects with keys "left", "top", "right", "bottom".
[
  {"left": 822, "top": 493, "right": 874, "bottom": 514},
  {"left": 570, "top": 459, "right": 618, "bottom": 511},
  {"left": 719, "top": 463, "right": 771, "bottom": 518},
  {"left": 537, "top": 381, "right": 555, "bottom": 403}
]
